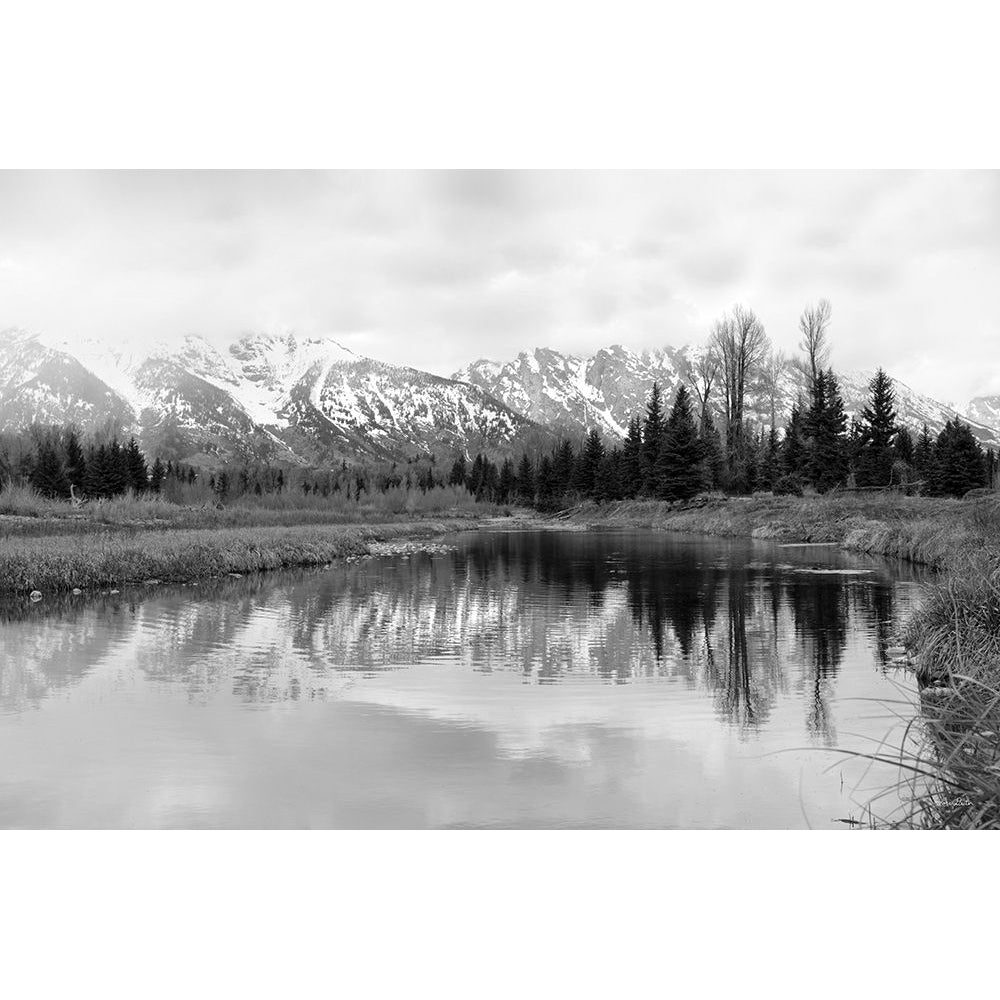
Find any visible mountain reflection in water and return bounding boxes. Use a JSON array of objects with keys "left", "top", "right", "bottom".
[{"left": 0, "top": 530, "right": 926, "bottom": 828}]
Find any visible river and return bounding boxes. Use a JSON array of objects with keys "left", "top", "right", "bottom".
[{"left": 0, "top": 528, "right": 927, "bottom": 828}]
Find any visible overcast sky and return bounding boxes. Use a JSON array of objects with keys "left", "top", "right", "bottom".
[{"left": 1, "top": 170, "right": 997, "bottom": 402}]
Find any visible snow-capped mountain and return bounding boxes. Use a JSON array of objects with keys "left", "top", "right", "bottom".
[
  {"left": 455, "top": 344, "right": 695, "bottom": 439},
  {"left": 967, "top": 395, "right": 1000, "bottom": 432},
  {"left": 0, "top": 328, "right": 541, "bottom": 464},
  {"left": 455, "top": 345, "right": 1000, "bottom": 448},
  {"left": 3, "top": 325, "right": 998, "bottom": 465}
]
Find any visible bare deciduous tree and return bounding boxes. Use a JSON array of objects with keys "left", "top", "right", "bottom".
[
  {"left": 794, "top": 298, "right": 832, "bottom": 391},
  {"left": 710, "top": 304, "right": 770, "bottom": 479},
  {"left": 759, "top": 347, "right": 788, "bottom": 432},
  {"left": 687, "top": 347, "right": 720, "bottom": 429}
]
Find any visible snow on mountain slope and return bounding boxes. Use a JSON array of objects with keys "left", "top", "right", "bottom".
[
  {"left": 967, "top": 395, "right": 1000, "bottom": 431},
  {"left": 0, "top": 328, "right": 540, "bottom": 465},
  {"left": 0, "top": 328, "right": 137, "bottom": 431}
]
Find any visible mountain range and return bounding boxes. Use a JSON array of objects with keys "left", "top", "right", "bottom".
[{"left": 1, "top": 326, "right": 998, "bottom": 464}]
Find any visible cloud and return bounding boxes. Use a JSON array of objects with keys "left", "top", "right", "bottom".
[{"left": 0, "top": 170, "right": 997, "bottom": 401}]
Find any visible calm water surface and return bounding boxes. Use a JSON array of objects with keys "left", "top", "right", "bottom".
[{"left": 0, "top": 529, "right": 927, "bottom": 828}]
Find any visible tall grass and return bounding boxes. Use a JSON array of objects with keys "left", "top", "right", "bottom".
[
  {"left": 0, "top": 520, "right": 466, "bottom": 594},
  {"left": 0, "top": 482, "right": 491, "bottom": 536}
]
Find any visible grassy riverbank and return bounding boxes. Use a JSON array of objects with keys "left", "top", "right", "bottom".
[
  {"left": 556, "top": 493, "right": 983, "bottom": 569},
  {"left": 0, "top": 482, "right": 494, "bottom": 537},
  {"left": 0, "top": 519, "right": 471, "bottom": 595}
]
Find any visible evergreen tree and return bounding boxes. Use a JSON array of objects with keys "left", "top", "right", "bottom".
[
  {"left": 575, "top": 429, "right": 605, "bottom": 498},
  {"left": 780, "top": 403, "right": 808, "bottom": 480},
  {"left": 29, "top": 438, "right": 69, "bottom": 498},
  {"left": 468, "top": 454, "right": 485, "bottom": 495},
  {"left": 931, "top": 419, "right": 986, "bottom": 496},
  {"left": 621, "top": 416, "right": 643, "bottom": 498},
  {"left": 125, "top": 437, "right": 148, "bottom": 493},
  {"left": 595, "top": 449, "right": 622, "bottom": 502},
  {"left": 806, "top": 369, "right": 848, "bottom": 492},
  {"left": 552, "top": 440, "right": 576, "bottom": 505},
  {"left": 914, "top": 424, "right": 934, "bottom": 490},
  {"left": 449, "top": 454, "right": 468, "bottom": 488},
  {"left": 656, "top": 385, "right": 704, "bottom": 501},
  {"left": 641, "top": 382, "right": 665, "bottom": 494},
  {"left": 515, "top": 454, "right": 535, "bottom": 505},
  {"left": 150, "top": 457, "right": 166, "bottom": 493},
  {"left": 894, "top": 426, "right": 915, "bottom": 466},
  {"left": 105, "top": 438, "right": 129, "bottom": 496},
  {"left": 63, "top": 427, "right": 87, "bottom": 490},
  {"left": 536, "top": 454, "right": 555, "bottom": 510},
  {"left": 856, "top": 368, "right": 898, "bottom": 487},
  {"left": 759, "top": 426, "right": 780, "bottom": 491},
  {"left": 497, "top": 458, "right": 516, "bottom": 504},
  {"left": 83, "top": 443, "right": 109, "bottom": 497},
  {"left": 698, "top": 414, "right": 725, "bottom": 491}
]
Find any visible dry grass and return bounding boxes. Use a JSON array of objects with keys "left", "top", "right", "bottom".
[
  {"left": 0, "top": 519, "right": 467, "bottom": 595},
  {"left": 0, "top": 482, "right": 489, "bottom": 537},
  {"left": 561, "top": 492, "right": 979, "bottom": 569}
]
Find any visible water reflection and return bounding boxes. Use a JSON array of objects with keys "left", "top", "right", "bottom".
[{"left": 1, "top": 531, "right": 922, "bottom": 741}]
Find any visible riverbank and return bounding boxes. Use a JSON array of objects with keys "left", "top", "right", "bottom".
[
  {"left": 556, "top": 492, "right": 1000, "bottom": 828},
  {"left": 552, "top": 493, "right": 985, "bottom": 569},
  {"left": 0, "top": 518, "right": 471, "bottom": 596}
]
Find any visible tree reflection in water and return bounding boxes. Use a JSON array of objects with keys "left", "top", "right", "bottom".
[{"left": 0, "top": 530, "right": 917, "bottom": 740}]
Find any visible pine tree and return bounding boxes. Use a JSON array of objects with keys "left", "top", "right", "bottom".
[
  {"left": 149, "top": 457, "right": 166, "bottom": 493},
  {"left": 449, "top": 454, "right": 467, "bottom": 488},
  {"left": 760, "top": 426, "right": 780, "bottom": 491},
  {"left": 595, "top": 449, "right": 622, "bottom": 502},
  {"left": 125, "top": 437, "right": 148, "bottom": 493},
  {"left": 575, "top": 429, "right": 605, "bottom": 498},
  {"left": 931, "top": 419, "right": 986, "bottom": 496},
  {"left": 535, "top": 454, "right": 555, "bottom": 510},
  {"left": 641, "top": 382, "right": 665, "bottom": 495},
  {"left": 104, "top": 438, "right": 129, "bottom": 496},
  {"left": 83, "top": 444, "right": 108, "bottom": 497},
  {"left": 29, "top": 438, "right": 69, "bottom": 499},
  {"left": 894, "top": 426, "right": 915, "bottom": 466},
  {"left": 806, "top": 369, "right": 848, "bottom": 492},
  {"left": 63, "top": 427, "right": 87, "bottom": 491},
  {"left": 780, "top": 403, "right": 808, "bottom": 480},
  {"left": 912, "top": 424, "right": 933, "bottom": 492},
  {"left": 621, "top": 416, "right": 643, "bottom": 498},
  {"left": 552, "top": 440, "right": 576, "bottom": 505},
  {"left": 656, "top": 385, "right": 704, "bottom": 501},
  {"left": 986, "top": 448, "right": 999, "bottom": 490},
  {"left": 856, "top": 368, "right": 898, "bottom": 487},
  {"left": 699, "top": 414, "right": 725, "bottom": 491},
  {"left": 497, "top": 458, "right": 516, "bottom": 504},
  {"left": 515, "top": 454, "right": 535, "bottom": 505},
  {"left": 468, "top": 454, "right": 485, "bottom": 496}
]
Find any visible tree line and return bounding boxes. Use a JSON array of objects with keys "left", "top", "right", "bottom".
[{"left": 502, "top": 302, "right": 997, "bottom": 510}]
